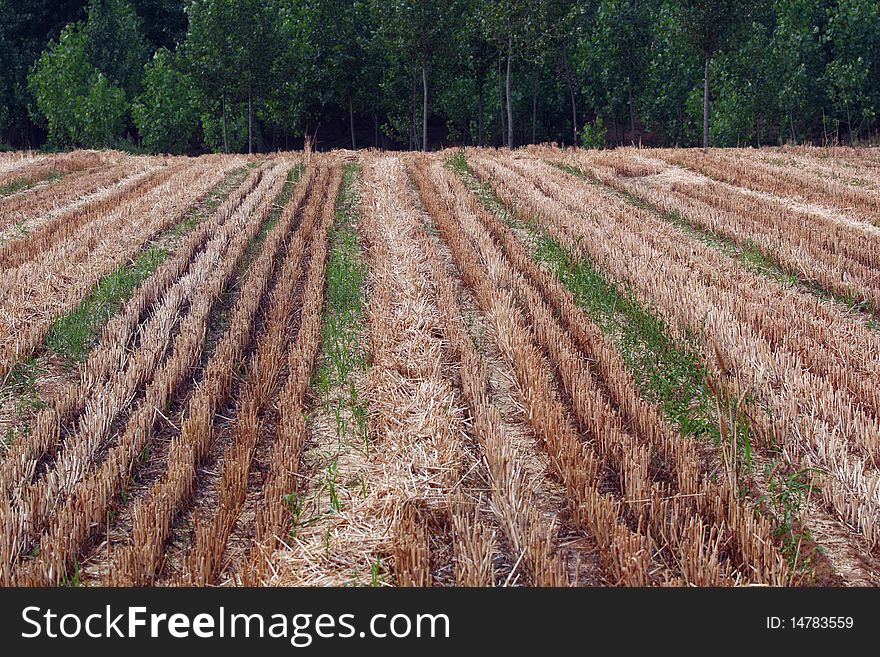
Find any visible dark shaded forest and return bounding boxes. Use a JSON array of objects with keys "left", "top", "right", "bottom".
[{"left": 1, "top": 0, "right": 878, "bottom": 153}]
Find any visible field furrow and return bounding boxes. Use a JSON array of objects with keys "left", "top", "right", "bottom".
[
  {"left": 0, "top": 151, "right": 122, "bottom": 196},
  {"left": 0, "top": 157, "right": 161, "bottom": 237},
  {"left": 1, "top": 145, "right": 878, "bottom": 589},
  {"left": 409, "top": 157, "right": 600, "bottom": 586},
  {"left": 653, "top": 148, "right": 880, "bottom": 225},
  {"left": 4, "top": 159, "right": 295, "bottom": 586},
  {"left": 555, "top": 148, "right": 880, "bottom": 312},
  {"left": 180, "top": 165, "right": 338, "bottom": 585},
  {"left": 79, "top": 162, "right": 315, "bottom": 586},
  {"left": 0, "top": 156, "right": 244, "bottom": 378},
  {"left": 469, "top": 150, "right": 880, "bottom": 558}
]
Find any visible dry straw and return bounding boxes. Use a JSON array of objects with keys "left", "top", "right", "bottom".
[
  {"left": 184, "top": 165, "right": 340, "bottom": 586},
  {"left": 4, "top": 160, "right": 295, "bottom": 586},
  {"left": 474, "top": 148, "right": 880, "bottom": 549},
  {"left": 104, "top": 162, "right": 317, "bottom": 586},
  {"left": 265, "top": 156, "right": 471, "bottom": 587},
  {"left": 0, "top": 155, "right": 242, "bottom": 379}
]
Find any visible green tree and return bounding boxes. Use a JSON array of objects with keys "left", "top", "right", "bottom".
[
  {"left": 575, "top": 0, "right": 651, "bottom": 144},
  {"left": 373, "top": 0, "right": 455, "bottom": 151},
  {"left": 1, "top": 0, "right": 88, "bottom": 147},
  {"left": 301, "top": 0, "right": 375, "bottom": 149},
  {"left": 28, "top": 23, "right": 128, "bottom": 147},
  {"left": 263, "top": 0, "right": 310, "bottom": 145},
  {"left": 480, "top": 0, "right": 543, "bottom": 148},
  {"left": 824, "top": 0, "right": 880, "bottom": 143},
  {"left": 0, "top": 1, "right": 12, "bottom": 140},
  {"left": 184, "top": 0, "right": 237, "bottom": 152},
  {"left": 674, "top": 0, "right": 753, "bottom": 147},
  {"left": 771, "top": 0, "right": 828, "bottom": 143},
  {"left": 235, "top": 0, "right": 280, "bottom": 153},
  {"left": 184, "top": 0, "right": 279, "bottom": 153},
  {"left": 132, "top": 48, "right": 198, "bottom": 153},
  {"left": 131, "top": 0, "right": 188, "bottom": 50},
  {"left": 545, "top": 0, "right": 582, "bottom": 145},
  {"left": 84, "top": 0, "right": 150, "bottom": 99}
]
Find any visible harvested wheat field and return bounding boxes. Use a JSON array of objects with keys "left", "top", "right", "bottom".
[{"left": 1, "top": 145, "right": 880, "bottom": 587}]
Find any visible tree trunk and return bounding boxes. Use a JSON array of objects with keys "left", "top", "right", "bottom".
[
  {"left": 847, "top": 104, "right": 853, "bottom": 146},
  {"left": 374, "top": 111, "right": 379, "bottom": 148},
  {"left": 498, "top": 57, "right": 506, "bottom": 146},
  {"left": 628, "top": 77, "right": 636, "bottom": 144},
  {"left": 506, "top": 37, "right": 513, "bottom": 149},
  {"left": 221, "top": 95, "right": 228, "bottom": 154},
  {"left": 561, "top": 46, "right": 577, "bottom": 145},
  {"left": 411, "top": 72, "right": 417, "bottom": 150},
  {"left": 702, "top": 51, "right": 710, "bottom": 149},
  {"left": 349, "top": 93, "right": 356, "bottom": 150},
  {"left": 531, "top": 60, "right": 538, "bottom": 144},
  {"left": 247, "top": 83, "right": 253, "bottom": 155},
  {"left": 422, "top": 63, "right": 428, "bottom": 152},
  {"left": 477, "top": 77, "right": 484, "bottom": 146}
]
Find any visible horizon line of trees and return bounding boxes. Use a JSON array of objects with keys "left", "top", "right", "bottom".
[{"left": 1, "top": 0, "right": 878, "bottom": 154}]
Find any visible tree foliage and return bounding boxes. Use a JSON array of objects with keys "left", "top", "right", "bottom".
[
  {"left": 132, "top": 48, "right": 198, "bottom": 153},
  {"left": 28, "top": 23, "right": 128, "bottom": 148},
  {"left": 84, "top": 0, "right": 150, "bottom": 99},
  {"left": 4, "top": 0, "right": 880, "bottom": 151}
]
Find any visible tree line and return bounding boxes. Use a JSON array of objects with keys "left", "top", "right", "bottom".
[{"left": 1, "top": 0, "right": 878, "bottom": 153}]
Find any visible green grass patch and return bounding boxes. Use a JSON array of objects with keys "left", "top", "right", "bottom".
[
  {"left": 0, "top": 171, "right": 64, "bottom": 197},
  {"left": 290, "top": 162, "right": 367, "bottom": 543},
  {"left": 445, "top": 150, "right": 519, "bottom": 228},
  {"left": 313, "top": 161, "right": 367, "bottom": 395},
  {"left": 1, "top": 357, "right": 45, "bottom": 415},
  {"left": 532, "top": 232, "right": 719, "bottom": 441},
  {"left": 311, "top": 162, "right": 369, "bottom": 452},
  {"left": 0, "top": 178, "right": 31, "bottom": 196},
  {"left": 44, "top": 166, "right": 251, "bottom": 364},
  {"left": 477, "top": 156, "right": 817, "bottom": 573},
  {"left": 46, "top": 246, "right": 169, "bottom": 362},
  {"left": 1, "top": 357, "right": 43, "bottom": 451},
  {"left": 451, "top": 153, "right": 731, "bottom": 445},
  {"left": 556, "top": 160, "right": 878, "bottom": 320},
  {"left": 236, "top": 164, "right": 303, "bottom": 277}
]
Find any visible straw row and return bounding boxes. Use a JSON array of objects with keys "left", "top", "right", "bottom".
[
  {"left": 408, "top": 156, "right": 568, "bottom": 586},
  {"left": 0, "top": 162, "right": 292, "bottom": 568},
  {"left": 184, "top": 166, "right": 337, "bottom": 585},
  {"left": 0, "top": 149, "right": 119, "bottom": 193},
  {"left": 263, "top": 155, "right": 473, "bottom": 587},
  {"left": 105, "top": 163, "right": 319, "bottom": 586},
  {"left": 473, "top": 150, "right": 880, "bottom": 547},
  {"left": 6, "top": 159, "right": 296, "bottom": 586},
  {"left": 245, "top": 166, "right": 342, "bottom": 584},
  {"left": 452, "top": 154, "right": 788, "bottom": 584},
  {"left": 0, "top": 156, "right": 156, "bottom": 234},
  {"left": 0, "top": 152, "right": 44, "bottom": 178},
  {"left": 0, "top": 160, "right": 290, "bottom": 581},
  {"left": 0, "top": 163, "right": 266, "bottom": 498},
  {"left": 575, "top": 149, "right": 880, "bottom": 310},
  {"left": 410, "top": 157, "right": 694, "bottom": 585},
  {"left": 654, "top": 147, "right": 880, "bottom": 225},
  {"left": 427, "top": 158, "right": 735, "bottom": 584},
  {"left": 0, "top": 158, "right": 235, "bottom": 378},
  {"left": 0, "top": 160, "right": 180, "bottom": 269},
  {"left": 360, "top": 155, "right": 471, "bottom": 586},
  {"left": 766, "top": 148, "right": 880, "bottom": 191},
  {"left": 546, "top": 150, "right": 880, "bottom": 439}
]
